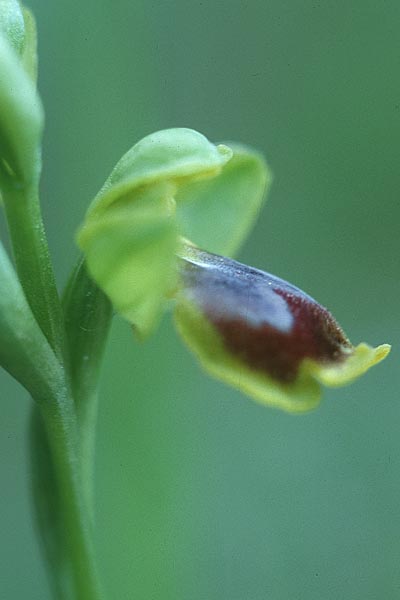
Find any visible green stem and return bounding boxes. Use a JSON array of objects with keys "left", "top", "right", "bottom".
[
  {"left": 30, "top": 406, "right": 73, "bottom": 600},
  {"left": 76, "top": 390, "right": 100, "bottom": 520},
  {"left": 2, "top": 177, "right": 64, "bottom": 360},
  {"left": 37, "top": 387, "right": 103, "bottom": 600},
  {"left": 1, "top": 168, "right": 103, "bottom": 596},
  {"left": 1, "top": 162, "right": 102, "bottom": 595}
]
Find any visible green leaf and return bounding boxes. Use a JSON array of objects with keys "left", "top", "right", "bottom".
[
  {"left": 63, "top": 258, "right": 112, "bottom": 403},
  {"left": 177, "top": 143, "right": 271, "bottom": 256},
  {"left": 63, "top": 258, "right": 112, "bottom": 512},
  {"left": 0, "top": 28, "right": 43, "bottom": 185}
]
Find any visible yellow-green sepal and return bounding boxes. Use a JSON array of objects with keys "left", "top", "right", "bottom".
[
  {"left": 86, "top": 128, "right": 232, "bottom": 219},
  {"left": 78, "top": 128, "right": 271, "bottom": 335},
  {"left": 78, "top": 129, "right": 234, "bottom": 335},
  {"left": 78, "top": 192, "right": 178, "bottom": 338},
  {"left": 177, "top": 143, "right": 271, "bottom": 256}
]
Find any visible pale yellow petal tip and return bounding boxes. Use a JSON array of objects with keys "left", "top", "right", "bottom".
[{"left": 309, "top": 342, "right": 391, "bottom": 388}]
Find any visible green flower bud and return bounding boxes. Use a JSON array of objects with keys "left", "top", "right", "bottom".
[
  {"left": 20, "top": 6, "right": 38, "bottom": 83},
  {"left": 175, "top": 245, "right": 390, "bottom": 413},
  {"left": 0, "top": 0, "right": 24, "bottom": 54},
  {"left": 0, "top": 1, "right": 37, "bottom": 82},
  {"left": 0, "top": 24, "right": 43, "bottom": 184},
  {"left": 78, "top": 128, "right": 270, "bottom": 336}
]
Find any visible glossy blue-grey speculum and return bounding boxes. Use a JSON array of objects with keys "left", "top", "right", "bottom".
[{"left": 178, "top": 246, "right": 352, "bottom": 383}]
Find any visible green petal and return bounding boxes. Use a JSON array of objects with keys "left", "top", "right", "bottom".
[{"left": 177, "top": 143, "right": 271, "bottom": 256}]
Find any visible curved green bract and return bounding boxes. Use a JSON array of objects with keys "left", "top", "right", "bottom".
[{"left": 78, "top": 128, "right": 270, "bottom": 335}]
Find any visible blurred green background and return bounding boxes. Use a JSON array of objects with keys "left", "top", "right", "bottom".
[{"left": 1, "top": 1, "right": 399, "bottom": 598}]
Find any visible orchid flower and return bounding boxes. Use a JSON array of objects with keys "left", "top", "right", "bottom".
[{"left": 78, "top": 127, "right": 390, "bottom": 412}]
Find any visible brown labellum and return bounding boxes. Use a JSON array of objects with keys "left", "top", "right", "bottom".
[{"left": 178, "top": 247, "right": 353, "bottom": 383}]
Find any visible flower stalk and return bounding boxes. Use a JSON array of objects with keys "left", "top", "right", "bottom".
[{"left": 35, "top": 393, "right": 103, "bottom": 600}]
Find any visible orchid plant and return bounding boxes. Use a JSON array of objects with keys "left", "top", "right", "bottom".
[{"left": 0, "top": 2, "right": 390, "bottom": 599}]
